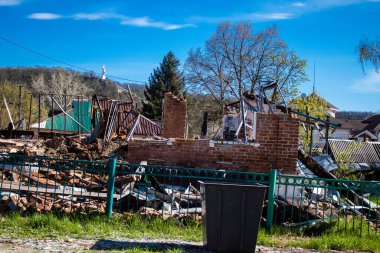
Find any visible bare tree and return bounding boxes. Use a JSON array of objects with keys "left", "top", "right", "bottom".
[
  {"left": 32, "top": 69, "right": 91, "bottom": 106},
  {"left": 245, "top": 25, "right": 285, "bottom": 93},
  {"left": 185, "top": 22, "right": 307, "bottom": 105},
  {"left": 212, "top": 22, "right": 256, "bottom": 96},
  {"left": 31, "top": 73, "right": 45, "bottom": 94},
  {"left": 358, "top": 37, "right": 380, "bottom": 73},
  {"left": 186, "top": 48, "right": 232, "bottom": 108}
]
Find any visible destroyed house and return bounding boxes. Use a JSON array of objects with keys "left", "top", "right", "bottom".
[
  {"left": 88, "top": 96, "right": 162, "bottom": 143},
  {"left": 30, "top": 96, "right": 162, "bottom": 141},
  {"left": 127, "top": 92, "right": 300, "bottom": 175}
]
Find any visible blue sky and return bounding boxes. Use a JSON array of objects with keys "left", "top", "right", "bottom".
[{"left": 0, "top": 0, "right": 379, "bottom": 112}]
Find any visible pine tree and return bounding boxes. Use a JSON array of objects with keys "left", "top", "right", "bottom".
[{"left": 142, "top": 52, "right": 184, "bottom": 119}]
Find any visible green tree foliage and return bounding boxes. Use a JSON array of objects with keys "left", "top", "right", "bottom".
[
  {"left": 290, "top": 92, "right": 328, "bottom": 119},
  {"left": 0, "top": 81, "right": 47, "bottom": 129},
  {"left": 357, "top": 37, "right": 380, "bottom": 73},
  {"left": 142, "top": 52, "right": 184, "bottom": 119},
  {"left": 290, "top": 92, "right": 328, "bottom": 148},
  {"left": 332, "top": 141, "right": 365, "bottom": 180}
]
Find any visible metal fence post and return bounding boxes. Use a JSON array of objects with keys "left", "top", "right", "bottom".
[
  {"left": 266, "top": 169, "right": 277, "bottom": 231},
  {"left": 106, "top": 158, "right": 116, "bottom": 218}
]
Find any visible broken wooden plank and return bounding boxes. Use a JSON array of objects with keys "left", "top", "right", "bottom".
[{"left": 0, "top": 139, "right": 18, "bottom": 145}]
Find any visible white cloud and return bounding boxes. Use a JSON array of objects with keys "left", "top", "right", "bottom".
[
  {"left": 121, "top": 16, "right": 194, "bottom": 30},
  {"left": 0, "top": 0, "right": 20, "bottom": 6},
  {"left": 303, "top": 0, "right": 367, "bottom": 9},
  {"left": 72, "top": 12, "right": 122, "bottom": 21},
  {"left": 121, "top": 16, "right": 164, "bottom": 28},
  {"left": 350, "top": 72, "right": 380, "bottom": 93},
  {"left": 165, "top": 24, "right": 193, "bottom": 30},
  {"left": 189, "top": 12, "right": 293, "bottom": 24},
  {"left": 28, "top": 13, "right": 62, "bottom": 20},
  {"left": 293, "top": 2, "right": 306, "bottom": 7},
  {"left": 189, "top": 0, "right": 377, "bottom": 24},
  {"left": 27, "top": 11, "right": 194, "bottom": 30},
  {"left": 249, "top": 12, "right": 294, "bottom": 20}
]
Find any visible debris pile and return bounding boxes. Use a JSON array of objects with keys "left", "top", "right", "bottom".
[
  {"left": 117, "top": 173, "right": 202, "bottom": 220},
  {"left": 0, "top": 161, "right": 113, "bottom": 213},
  {"left": 87, "top": 95, "right": 162, "bottom": 147},
  {"left": 268, "top": 183, "right": 380, "bottom": 231},
  {"left": 0, "top": 157, "right": 203, "bottom": 218},
  {"left": 0, "top": 137, "right": 116, "bottom": 161}
]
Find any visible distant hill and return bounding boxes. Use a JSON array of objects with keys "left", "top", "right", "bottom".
[
  {"left": 0, "top": 67, "right": 145, "bottom": 104},
  {"left": 335, "top": 111, "right": 374, "bottom": 120}
]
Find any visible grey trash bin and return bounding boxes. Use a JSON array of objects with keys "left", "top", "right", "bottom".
[{"left": 199, "top": 181, "right": 267, "bottom": 253}]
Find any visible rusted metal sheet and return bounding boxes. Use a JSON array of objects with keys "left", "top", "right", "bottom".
[{"left": 90, "top": 97, "right": 162, "bottom": 144}]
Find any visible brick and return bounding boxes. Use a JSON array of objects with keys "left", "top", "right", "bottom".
[{"left": 128, "top": 112, "right": 299, "bottom": 174}]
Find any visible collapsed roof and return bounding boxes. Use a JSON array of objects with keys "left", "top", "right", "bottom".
[{"left": 88, "top": 95, "right": 162, "bottom": 144}]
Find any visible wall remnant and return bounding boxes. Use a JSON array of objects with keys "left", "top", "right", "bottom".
[
  {"left": 162, "top": 93, "right": 187, "bottom": 139},
  {"left": 128, "top": 113, "right": 299, "bottom": 174}
]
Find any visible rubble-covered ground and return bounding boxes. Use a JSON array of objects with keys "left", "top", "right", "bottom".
[{"left": 0, "top": 137, "right": 126, "bottom": 161}]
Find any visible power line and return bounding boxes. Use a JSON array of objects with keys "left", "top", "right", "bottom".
[{"left": 0, "top": 35, "right": 146, "bottom": 84}]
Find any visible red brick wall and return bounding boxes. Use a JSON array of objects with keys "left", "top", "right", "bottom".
[
  {"left": 162, "top": 93, "right": 187, "bottom": 138},
  {"left": 128, "top": 113, "right": 299, "bottom": 174}
]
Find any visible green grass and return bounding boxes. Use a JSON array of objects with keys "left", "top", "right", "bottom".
[
  {"left": 0, "top": 213, "right": 202, "bottom": 241},
  {"left": 1, "top": 213, "right": 380, "bottom": 252},
  {"left": 369, "top": 195, "right": 380, "bottom": 205},
  {"left": 258, "top": 226, "right": 380, "bottom": 253}
]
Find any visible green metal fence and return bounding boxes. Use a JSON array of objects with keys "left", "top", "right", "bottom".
[
  {"left": 273, "top": 174, "right": 380, "bottom": 236},
  {"left": 0, "top": 154, "right": 379, "bottom": 237},
  {"left": 0, "top": 154, "right": 110, "bottom": 214}
]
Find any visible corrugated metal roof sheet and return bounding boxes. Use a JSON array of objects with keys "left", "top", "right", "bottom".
[
  {"left": 96, "top": 99, "right": 162, "bottom": 139},
  {"left": 373, "top": 143, "right": 380, "bottom": 159},
  {"left": 97, "top": 100, "right": 135, "bottom": 113},
  {"left": 328, "top": 139, "right": 380, "bottom": 164}
]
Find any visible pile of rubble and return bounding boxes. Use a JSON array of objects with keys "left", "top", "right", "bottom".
[
  {"left": 267, "top": 187, "right": 380, "bottom": 231},
  {"left": 0, "top": 192, "right": 106, "bottom": 214},
  {"left": 0, "top": 161, "right": 113, "bottom": 213},
  {"left": 117, "top": 170, "right": 202, "bottom": 220},
  {"left": 0, "top": 137, "right": 121, "bottom": 161},
  {"left": 0, "top": 155, "right": 203, "bottom": 218}
]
